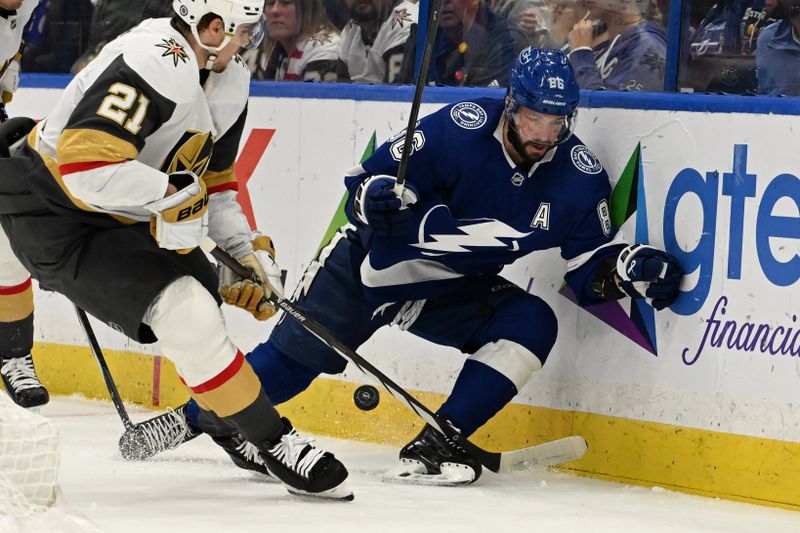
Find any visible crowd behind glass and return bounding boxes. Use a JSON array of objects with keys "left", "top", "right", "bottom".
[{"left": 19, "top": 0, "right": 800, "bottom": 96}]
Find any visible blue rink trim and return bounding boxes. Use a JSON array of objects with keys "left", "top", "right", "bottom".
[{"left": 20, "top": 73, "right": 800, "bottom": 116}]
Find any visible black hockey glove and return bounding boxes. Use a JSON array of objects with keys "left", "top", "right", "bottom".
[
  {"left": 353, "top": 175, "right": 418, "bottom": 237},
  {"left": 616, "top": 244, "right": 684, "bottom": 310}
]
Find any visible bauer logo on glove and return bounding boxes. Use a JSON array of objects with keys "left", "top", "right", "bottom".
[
  {"left": 176, "top": 197, "right": 207, "bottom": 221},
  {"left": 145, "top": 170, "right": 209, "bottom": 253}
]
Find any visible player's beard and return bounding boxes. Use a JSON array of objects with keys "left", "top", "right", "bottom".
[{"left": 506, "top": 121, "right": 554, "bottom": 165}]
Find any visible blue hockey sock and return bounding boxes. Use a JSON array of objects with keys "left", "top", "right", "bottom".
[
  {"left": 437, "top": 359, "right": 518, "bottom": 437},
  {"left": 185, "top": 340, "right": 320, "bottom": 427},
  {"left": 246, "top": 340, "right": 320, "bottom": 404}
]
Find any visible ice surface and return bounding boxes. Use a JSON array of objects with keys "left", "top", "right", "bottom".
[{"left": 7, "top": 397, "right": 799, "bottom": 533}]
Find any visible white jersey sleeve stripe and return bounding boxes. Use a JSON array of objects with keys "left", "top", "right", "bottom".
[{"left": 565, "top": 232, "right": 627, "bottom": 272}]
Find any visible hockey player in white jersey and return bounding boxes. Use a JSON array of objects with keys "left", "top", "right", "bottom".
[
  {"left": 0, "top": 0, "right": 48, "bottom": 408},
  {"left": 0, "top": 0, "right": 352, "bottom": 500},
  {"left": 337, "top": 0, "right": 418, "bottom": 83},
  {"left": 0, "top": 0, "right": 31, "bottom": 106}
]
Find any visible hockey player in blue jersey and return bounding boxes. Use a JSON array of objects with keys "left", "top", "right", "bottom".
[{"left": 136, "top": 46, "right": 683, "bottom": 485}]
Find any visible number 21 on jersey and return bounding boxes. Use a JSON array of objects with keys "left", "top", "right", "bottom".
[{"left": 97, "top": 83, "right": 150, "bottom": 135}]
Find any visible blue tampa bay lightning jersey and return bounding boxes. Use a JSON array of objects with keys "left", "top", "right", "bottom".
[{"left": 344, "top": 97, "right": 626, "bottom": 305}]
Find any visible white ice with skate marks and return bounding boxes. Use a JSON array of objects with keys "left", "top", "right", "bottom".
[{"left": 13, "top": 396, "right": 800, "bottom": 533}]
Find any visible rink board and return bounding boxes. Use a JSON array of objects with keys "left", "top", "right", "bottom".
[{"left": 7, "top": 82, "right": 799, "bottom": 510}]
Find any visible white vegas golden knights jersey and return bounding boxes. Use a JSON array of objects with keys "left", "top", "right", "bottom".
[
  {"left": 338, "top": 1, "right": 418, "bottom": 83},
  {"left": 0, "top": 0, "right": 39, "bottom": 78},
  {"left": 278, "top": 28, "right": 341, "bottom": 81},
  {"left": 32, "top": 18, "right": 250, "bottom": 228},
  {"left": 244, "top": 27, "right": 340, "bottom": 82}
]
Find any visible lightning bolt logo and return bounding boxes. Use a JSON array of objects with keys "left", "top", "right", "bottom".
[
  {"left": 412, "top": 206, "right": 531, "bottom": 254},
  {"left": 460, "top": 109, "right": 481, "bottom": 122},
  {"left": 450, "top": 102, "right": 488, "bottom": 130}
]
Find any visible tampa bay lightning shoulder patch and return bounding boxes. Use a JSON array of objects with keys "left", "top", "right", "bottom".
[
  {"left": 570, "top": 145, "right": 603, "bottom": 174},
  {"left": 450, "top": 102, "right": 487, "bottom": 130}
]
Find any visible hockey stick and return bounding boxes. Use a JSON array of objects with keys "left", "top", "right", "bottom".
[
  {"left": 394, "top": 0, "right": 444, "bottom": 197},
  {"left": 203, "top": 238, "right": 588, "bottom": 473},
  {"left": 73, "top": 305, "right": 134, "bottom": 431},
  {"left": 74, "top": 304, "right": 172, "bottom": 460}
]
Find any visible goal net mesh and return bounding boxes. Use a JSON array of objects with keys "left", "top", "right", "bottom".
[{"left": 0, "top": 391, "right": 60, "bottom": 517}]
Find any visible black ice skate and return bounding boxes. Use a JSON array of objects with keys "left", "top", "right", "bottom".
[
  {"left": 210, "top": 432, "right": 275, "bottom": 480},
  {"left": 255, "top": 418, "right": 353, "bottom": 501},
  {"left": 119, "top": 404, "right": 200, "bottom": 460},
  {"left": 384, "top": 423, "right": 482, "bottom": 486},
  {"left": 1, "top": 354, "right": 49, "bottom": 408}
]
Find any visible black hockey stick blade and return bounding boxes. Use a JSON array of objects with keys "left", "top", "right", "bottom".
[{"left": 202, "top": 238, "right": 589, "bottom": 473}]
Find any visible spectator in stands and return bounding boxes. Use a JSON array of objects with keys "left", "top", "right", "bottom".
[
  {"left": 491, "top": 0, "right": 554, "bottom": 50},
  {"left": 687, "top": 0, "right": 775, "bottom": 56},
  {"left": 740, "top": 0, "right": 776, "bottom": 54},
  {"left": 681, "top": 0, "right": 773, "bottom": 94},
  {"left": 246, "top": 0, "right": 341, "bottom": 81},
  {"left": 399, "top": 0, "right": 517, "bottom": 86},
  {"left": 545, "top": 0, "right": 587, "bottom": 49},
  {"left": 756, "top": 0, "right": 800, "bottom": 95},
  {"left": 337, "top": 0, "right": 418, "bottom": 83},
  {"left": 324, "top": 0, "right": 351, "bottom": 30},
  {"left": 71, "top": 0, "right": 174, "bottom": 72},
  {"left": 690, "top": 0, "right": 757, "bottom": 57},
  {"left": 21, "top": 0, "right": 93, "bottom": 73},
  {"left": 567, "top": 0, "right": 666, "bottom": 91}
]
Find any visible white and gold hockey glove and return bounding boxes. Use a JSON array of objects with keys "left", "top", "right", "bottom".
[
  {"left": 219, "top": 233, "right": 284, "bottom": 321},
  {"left": 0, "top": 53, "right": 21, "bottom": 104},
  {"left": 144, "top": 170, "right": 208, "bottom": 254}
]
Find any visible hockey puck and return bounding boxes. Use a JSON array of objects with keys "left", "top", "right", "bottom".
[{"left": 354, "top": 384, "right": 380, "bottom": 411}]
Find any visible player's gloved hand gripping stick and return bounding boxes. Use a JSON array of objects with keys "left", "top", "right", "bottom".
[
  {"left": 201, "top": 237, "right": 588, "bottom": 473},
  {"left": 218, "top": 233, "right": 284, "bottom": 320},
  {"left": 616, "top": 244, "right": 684, "bottom": 310},
  {"left": 354, "top": 175, "right": 419, "bottom": 237}
]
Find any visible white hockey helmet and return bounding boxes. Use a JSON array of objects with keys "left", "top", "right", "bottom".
[{"left": 173, "top": 0, "right": 266, "bottom": 53}]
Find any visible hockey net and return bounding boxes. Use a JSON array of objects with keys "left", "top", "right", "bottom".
[{"left": 0, "top": 391, "right": 60, "bottom": 517}]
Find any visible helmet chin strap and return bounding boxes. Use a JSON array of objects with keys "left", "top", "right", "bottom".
[
  {"left": 204, "top": 51, "right": 218, "bottom": 70},
  {"left": 190, "top": 25, "right": 233, "bottom": 69}
]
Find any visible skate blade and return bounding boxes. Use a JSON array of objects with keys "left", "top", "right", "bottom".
[
  {"left": 287, "top": 481, "right": 354, "bottom": 501},
  {"left": 246, "top": 470, "right": 279, "bottom": 483},
  {"left": 382, "top": 459, "right": 476, "bottom": 486}
]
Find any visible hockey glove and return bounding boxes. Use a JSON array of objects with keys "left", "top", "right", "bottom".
[
  {"left": 0, "top": 55, "right": 20, "bottom": 104},
  {"left": 616, "top": 244, "right": 684, "bottom": 310},
  {"left": 219, "top": 233, "right": 284, "bottom": 321},
  {"left": 144, "top": 171, "right": 208, "bottom": 254},
  {"left": 353, "top": 175, "right": 418, "bottom": 237}
]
